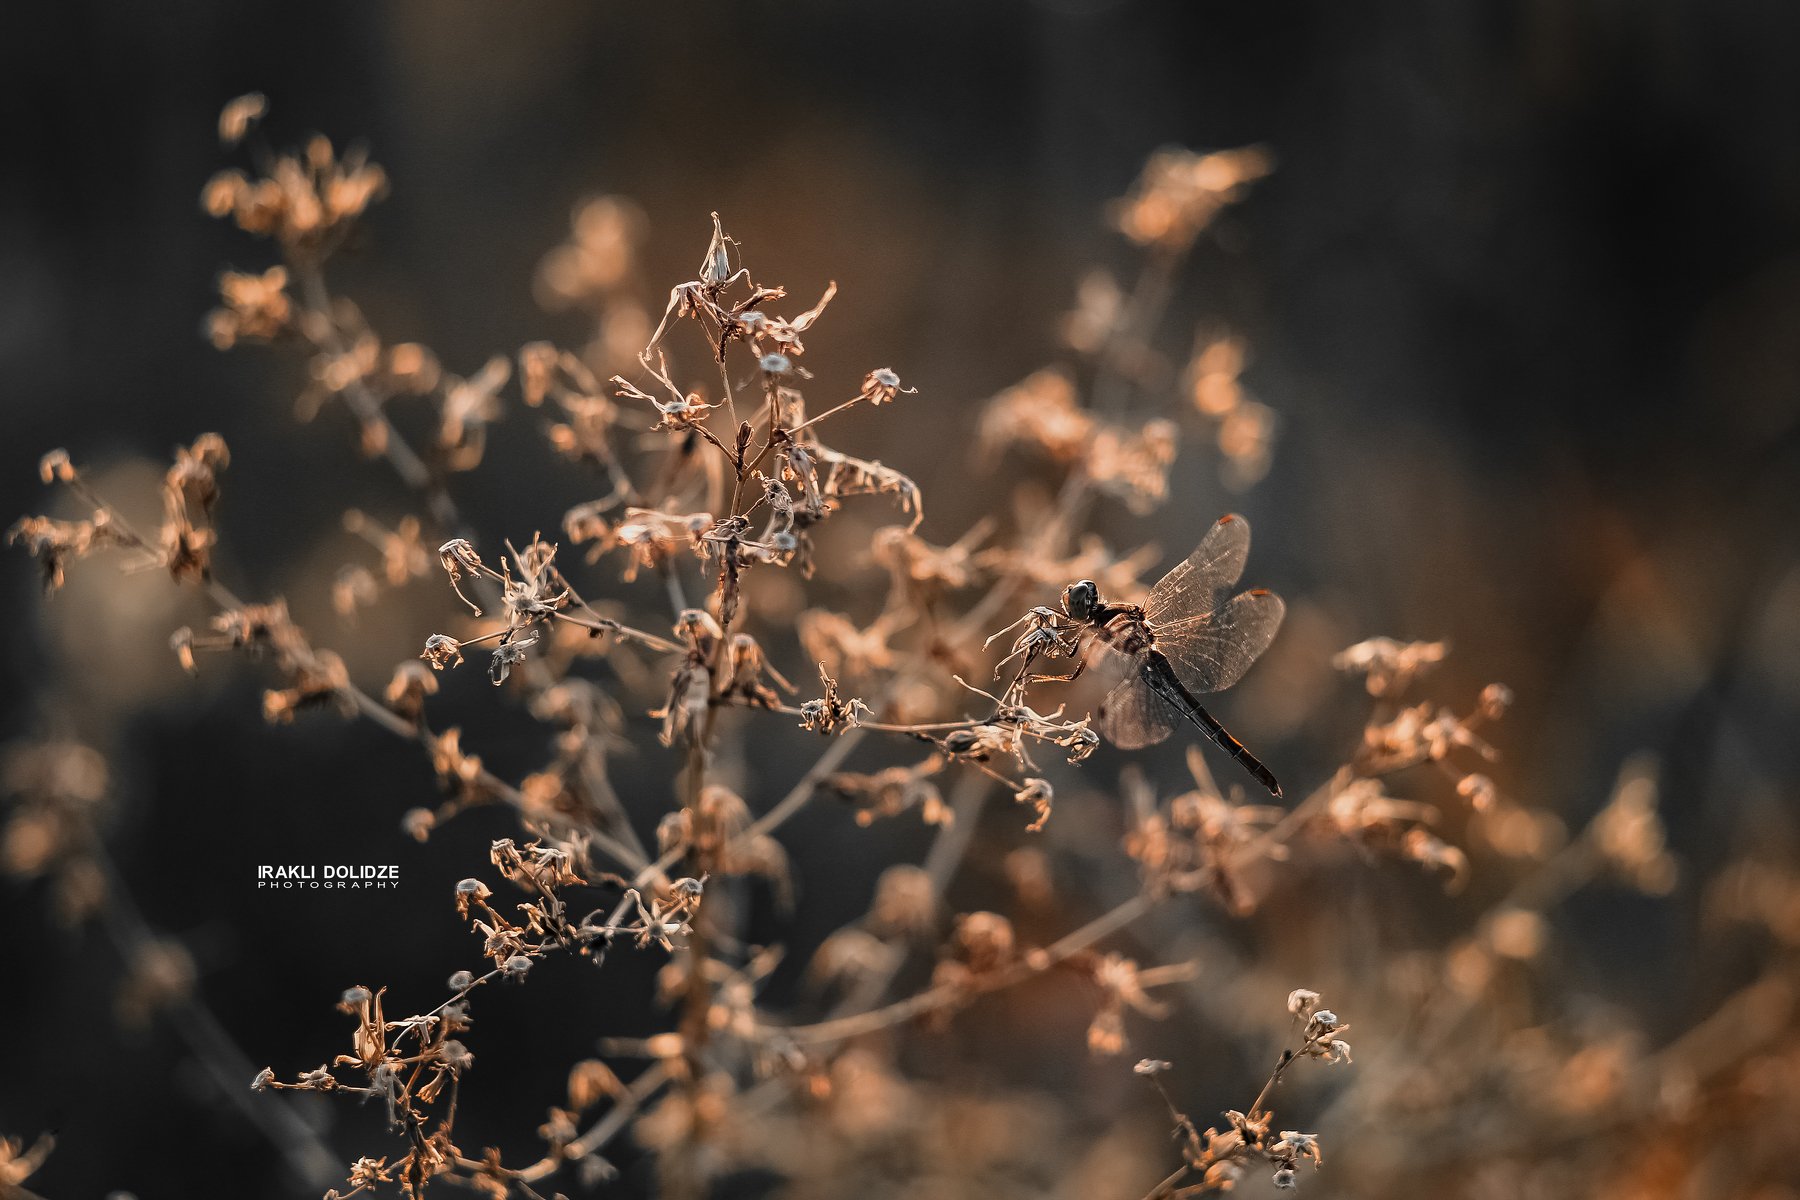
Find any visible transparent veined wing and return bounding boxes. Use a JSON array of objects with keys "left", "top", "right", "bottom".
[
  {"left": 1144, "top": 514, "right": 1252, "bottom": 626},
  {"left": 1152, "top": 588, "right": 1286, "bottom": 695},
  {"left": 1078, "top": 630, "right": 1176, "bottom": 750},
  {"left": 1096, "top": 669, "right": 1183, "bottom": 750}
]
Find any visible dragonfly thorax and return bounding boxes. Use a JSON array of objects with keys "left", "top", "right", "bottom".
[{"left": 1101, "top": 612, "right": 1157, "bottom": 656}]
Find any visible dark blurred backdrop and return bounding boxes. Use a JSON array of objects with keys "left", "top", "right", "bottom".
[{"left": 4, "top": 2, "right": 1800, "bottom": 1196}]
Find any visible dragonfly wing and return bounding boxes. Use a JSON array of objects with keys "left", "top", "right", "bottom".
[
  {"left": 1153, "top": 588, "right": 1286, "bottom": 694},
  {"left": 1145, "top": 513, "right": 1251, "bottom": 624},
  {"left": 1097, "top": 671, "right": 1181, "bottom": 750}
]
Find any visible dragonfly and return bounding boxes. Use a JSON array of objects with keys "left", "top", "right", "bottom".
[{"left": 1018, "top": 514, "right": 1286, "bottom": 797}]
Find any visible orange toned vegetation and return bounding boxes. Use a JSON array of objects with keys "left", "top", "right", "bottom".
[{"left": 7, "top": 94, "right": 1798, "bottom": 1200}]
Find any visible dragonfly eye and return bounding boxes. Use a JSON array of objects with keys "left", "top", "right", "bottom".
[{"left": 1062, "top": 580, "right": 1100, "bottom": 621}]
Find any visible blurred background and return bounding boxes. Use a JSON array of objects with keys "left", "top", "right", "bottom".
[{"left": 3, "top": 1, "right": 1800, "bottom": 1196}]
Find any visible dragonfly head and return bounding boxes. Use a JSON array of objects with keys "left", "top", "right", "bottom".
[{"left": 1061, "top": 579, "right": 1100, "bottom": 622}]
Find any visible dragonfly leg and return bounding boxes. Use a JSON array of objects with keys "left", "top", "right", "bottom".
[
  {"left": 1026, "top": 657, "right": 1087, "bottom": 686},
  {"left": 1024, "top": 632, "right": 1091, "bottom": 686}
]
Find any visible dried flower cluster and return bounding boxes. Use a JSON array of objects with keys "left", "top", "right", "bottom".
[
  {"left": 1133, "top": 988, "right": 1349, "bottom": 1196},
  {"left": 9, "top": 94, "right": 1784, "bottom": 1200}
]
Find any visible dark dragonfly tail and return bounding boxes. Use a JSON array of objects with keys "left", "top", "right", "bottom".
[
  {"left": 1146, "top": 661, "right": 1283, "bottom": 798},
  {"left": 1183, "top": 700, "right": 1283, "bottom": 798}
]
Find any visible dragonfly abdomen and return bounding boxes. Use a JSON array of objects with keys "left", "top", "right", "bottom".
[{"left": 1146, "top": 656, "right": 1284, "bottom": 798}]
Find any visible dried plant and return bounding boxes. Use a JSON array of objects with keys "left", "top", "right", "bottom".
[{"left": 8, "top": 96, "right": 1793, "bottom": 1200}]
